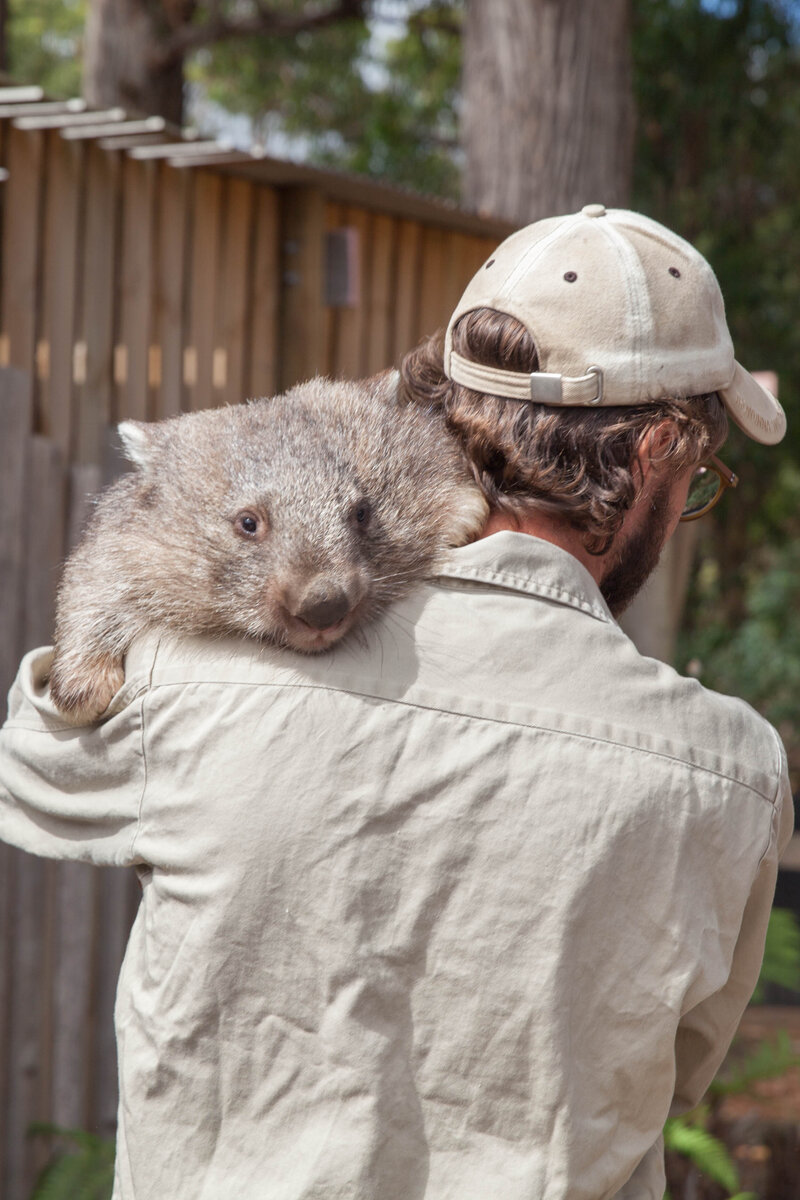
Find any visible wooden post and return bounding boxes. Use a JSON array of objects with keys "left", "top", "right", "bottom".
[{"left": 278, "top": 186, "right": 325, "bottom": 391}]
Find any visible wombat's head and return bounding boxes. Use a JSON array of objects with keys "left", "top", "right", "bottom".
[{"left": 117, "top": 372, "right": 486, "bottom": 653}]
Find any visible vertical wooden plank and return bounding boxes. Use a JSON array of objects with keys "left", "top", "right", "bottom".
[
  {"left": 75, "top": 144, "right": 120, "bottom": 465},
  {"left": 0, "top": 840, "right": 11, "bottom": 1197},
  {"left": 442, "top": 232, "right": 474, "bottom": 314},
  {"left": 322, "top": 201, "right": 344, "bottom": 379},
  {"left": 0, "top": 369, "right": 28, "bottom": 1200},
  {"left": 0, "top": 127, "right": 44, "bottom": 401},
  {"left": 216, "top": 177, "right": 253, "bottom": 408},
  {"left": 38, "top": 134, "right": 83, "bottom": 457},
  {"left": 353, "top": 208, "right": 373, "bottom": 378},
  {"left": 468, "top": 233, "right": 497, "bottom": 277},
  {"left": 0, "top": 375, "right": 28, "bottom": 1200},
  {"left": 90, "top": 869, "right": 136, "bottom": 1139},
  {"left": 0, "top": 116, "right": 9, "bottom": 342},
  {"left": 4, "top": 848, "right": 49, "bottom": 1200},
  {"left": 330, "top": 205, "right": 370, "bottom": 380},
  {"left": 185, "top": 170, "right": 223, "bottom": 412},
  {"left": 391, "top": 219, "right": 423, "bottom": 364},
  {"left": 447, "top": 234, "right": 483, "bottom": 317},
  {"left": 364, "top": 214, "right": 396, "bottom": 376},
  {"left": 51, "top": 862, "right": 95, "bottom": 1132},
  {"left": 417, "top": 225, "right": 450, "bottom": 341},
  {"left": 115, "top": 156, "right": 156, "bottom": 423},
  {"left": 278, "top": 185, "right": 325, "bottom": 391},
  {"left": 66, "top": 462, "right": 103, "bottom": 552},
  {"left": 247, "top": 186, "right": 280, "bottom": 399},
  {"left": 5, "top": 434, "right": 67, "bottom": 1200},
  {"left": 153, "top": 163, "right": 189, "bottom": 420},
  {"left": 0, "top": 114, "right": 7, "bottom": 324},
  {"left": 0, "top": 368, "right": 30, "bottom": 716},
  {"left": 23, "top": 436, "right": 66, "bottom": 650}
]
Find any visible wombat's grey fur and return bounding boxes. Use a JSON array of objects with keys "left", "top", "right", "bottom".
[{"left": 49, "top": 371, "right": 488, "bottom": 723}]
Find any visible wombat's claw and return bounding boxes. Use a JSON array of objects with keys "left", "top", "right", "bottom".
[{"left": 49, "top": 657, "right": 125, "bottom": 724}]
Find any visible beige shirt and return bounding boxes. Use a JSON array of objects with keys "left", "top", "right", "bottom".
[{"left": 0, "top": 532, "right": 792, "bottom": 1200}]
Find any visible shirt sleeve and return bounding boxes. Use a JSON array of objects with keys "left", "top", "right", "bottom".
[
  {"left": 670, "top": 743, "right": 795, "bottom": 1115},
  {"left": 0, "top": 646, "right": 146, "bottom": 867}
]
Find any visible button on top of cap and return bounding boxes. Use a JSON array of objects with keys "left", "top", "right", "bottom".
[{"left": 581, "top": 204, "right": 607, "bottom": 218}]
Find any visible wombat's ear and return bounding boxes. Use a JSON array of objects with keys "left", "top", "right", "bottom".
[{"left": 118, "top": 421, "right": 157, "bottom": 471}]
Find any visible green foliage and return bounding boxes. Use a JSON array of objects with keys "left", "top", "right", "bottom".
[
  {"left": 678, "top": 533, "right": 800, "bottom": 756},
  {"left": 663, "top": 1111, "right": 748, "bottom": 1195},
  {"left": 633, "top": 0, "right": 800, "bottom": 470},
  {"left": 27, "top": 1124, "right": 114, "bottom": 1200},
  {"left": 664, "top": 906, "right": 800, "bottom": 1196},
  {"left": 709, "top": 1027, "right": 799, "bottom": 1097},
  {"left": 192, "top": 1, "right": 463, "bottom": 197},
  {"left": 752, "top": 906, "right": 800, "bottom": 1001},
  {"left": 6, "top": 0, "right": 85, "bottom": 98}
]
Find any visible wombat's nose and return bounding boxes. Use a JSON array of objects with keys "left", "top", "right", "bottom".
[{"left": 295, "top": 587, "right": 352, "bottom": 630}]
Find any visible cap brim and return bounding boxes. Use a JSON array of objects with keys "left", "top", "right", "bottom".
[{"left": 719, "top": 362, "right": 786, "bottom": 445}]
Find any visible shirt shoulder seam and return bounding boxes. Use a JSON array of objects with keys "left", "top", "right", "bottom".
[{"left": 143, "top": 675, "right": 779, "bottom": 806}]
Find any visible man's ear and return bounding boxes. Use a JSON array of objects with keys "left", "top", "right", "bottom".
[{"left": 636, "top": 420, "right": 679, "bottom": 480}]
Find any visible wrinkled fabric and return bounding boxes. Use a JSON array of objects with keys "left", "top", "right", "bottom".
[{"left": 0, "top": 531, "right": 792, "bottom": 1200}]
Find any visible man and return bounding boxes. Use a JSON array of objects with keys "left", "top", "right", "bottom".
[{"left": 0, "top": 205, "right": 793, "bottom": 1199}]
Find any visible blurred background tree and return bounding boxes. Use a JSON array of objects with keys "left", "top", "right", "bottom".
[{"left": 3, "top": 0, "right": 800, "bottom": 772}]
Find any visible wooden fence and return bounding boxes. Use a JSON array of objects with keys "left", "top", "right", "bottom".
[{"left": 0, "top": 96, "right": 511, "bottom": 1200}]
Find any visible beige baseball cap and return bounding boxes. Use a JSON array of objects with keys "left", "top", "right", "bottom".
[{"left": 444, "top": 204, "right": 786, "bottom": 445}]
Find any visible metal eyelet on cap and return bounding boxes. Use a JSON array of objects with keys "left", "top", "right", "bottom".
[
  {"left": 563, "top": 271, "right": 578, "bottom": 283},
  {"left": 669, "top": 267, "right": 681, "bottom": 278}
]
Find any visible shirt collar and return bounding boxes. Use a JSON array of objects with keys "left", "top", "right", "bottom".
[{"left": 433, "top": 531, "right": 614, "bottom": 623}]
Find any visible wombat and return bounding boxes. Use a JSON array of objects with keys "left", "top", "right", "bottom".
[{"left": 48, "top": 371, "right": 488, "bottom": 724}]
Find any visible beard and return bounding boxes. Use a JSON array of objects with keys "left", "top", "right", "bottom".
[{"left": 600, "top": 481, "right": 673, "bottom": 618}]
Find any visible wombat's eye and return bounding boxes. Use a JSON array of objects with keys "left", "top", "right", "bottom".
[
  {"left": 234, "top": 511, "right": 261, "bottom": 538},
  {"left": 354, "top": 501, "right": 371, "bottom": 528}
]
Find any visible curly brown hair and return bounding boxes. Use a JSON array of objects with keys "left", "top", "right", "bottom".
[{"left": 400, "top": 307, "right": 728, "bottom": 555}]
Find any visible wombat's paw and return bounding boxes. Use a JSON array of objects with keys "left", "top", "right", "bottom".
[{"left": 48, "top": 654, "right": 126, "bottom": 724}]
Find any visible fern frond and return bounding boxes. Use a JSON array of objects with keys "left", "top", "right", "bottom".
[{"left": 663, "top": 1118, "right": 739, "bottom": 1192}]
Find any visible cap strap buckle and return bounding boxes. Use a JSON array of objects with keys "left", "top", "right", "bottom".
[{"left": 530, "top": 367, "right": 603, "bottom": 405}]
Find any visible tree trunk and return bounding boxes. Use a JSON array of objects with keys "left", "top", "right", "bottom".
[
  {"left": 462, "top": 0, "right": 694, "bottom": 664},
  {"left": 83, "top": 0, "right": 191, "bottom": 125},
  {"left": 462, "top": 0, "right": 634, "bottom": 224}
]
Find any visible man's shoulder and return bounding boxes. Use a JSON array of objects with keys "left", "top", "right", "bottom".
[{"left": 585, "top": 621, "right": 785, "bottom": 802}]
